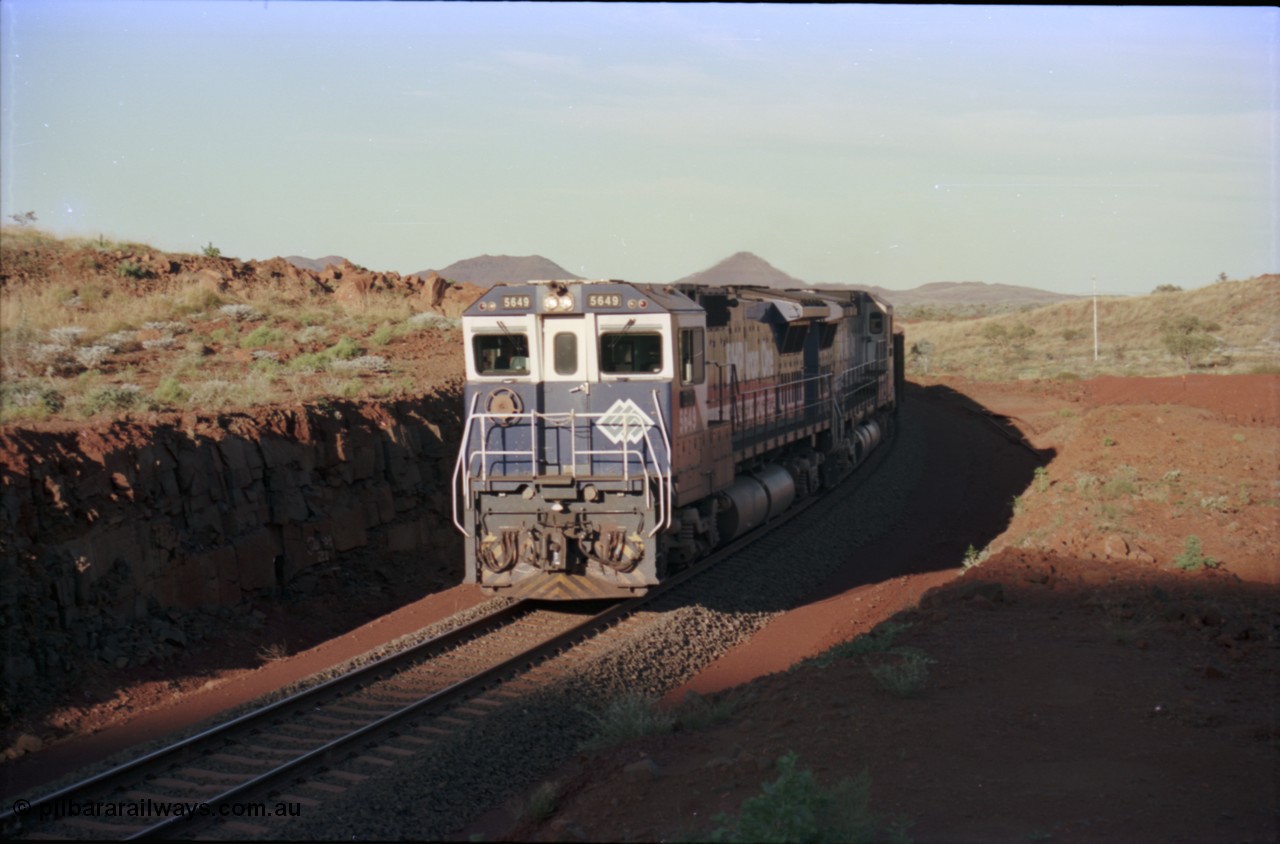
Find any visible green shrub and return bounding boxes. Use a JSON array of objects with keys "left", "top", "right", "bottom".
[
  {"left": 152, "top": 376, "right": 190, "bottom": 407},
  {"left": 579, "top": 693, "right": 675, "bottom": 752},
  {"left": 80, "top": 383, "right": 144, "bottom": 416},
  {"left": 116, "top": 261, "right": 146, "bottom": 279},
  {"left": 239, "top": 326, "right": 286, "bottom": 349},
  {"left": 328, "top": 336, "right": 362, "bottom": 360},
  {"left": 1173, "top": 535, "right": 1218, "bottom": 571},
  {"left": 868, "top": 647, "right": 935, "bottom": 698},
  {"left": 202, "top": 241, "right": 221, "bottom": 258},
  {"left": 0, "top": 381, "right": 66, "bottom": 423},
  {"left": 334, "top": 378, "right": 363, "bottom": 398},
  {"left": 962, "top": 544, "right": 986, "bottom": 569},
  {"left": 369, "top": 324, "right": 397, "bottom": 346},
  {"left": 706, "top": 752, "right": 879, "bottom": 844},
  {"left": 1160, "top": 315, "right": 1222, "bottom": 367},
  {"left": 288, "top": 351, "right": 329, "bottom": 373},
  {"left": 1033, "top": 466, "right": 1050, "bottom": 493}
]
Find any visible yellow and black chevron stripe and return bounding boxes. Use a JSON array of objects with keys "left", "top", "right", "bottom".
[{"left": 505, "top": 572, "right": 649, "bottom": 601}]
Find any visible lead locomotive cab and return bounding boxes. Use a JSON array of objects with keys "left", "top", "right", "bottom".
[{"left": 452, "top": 280, "right": 709, "bottom": 600}]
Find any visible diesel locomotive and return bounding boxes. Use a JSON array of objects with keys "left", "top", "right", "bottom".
[{"left": 451, "top": 279, "right": 904, "bottom": 600}]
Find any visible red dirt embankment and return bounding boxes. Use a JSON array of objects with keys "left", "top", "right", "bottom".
[
  {"left": 2, "top": 308, "right": 1275, "bottom": 842},
  {"left": 486, "top": 373, "right": 1277, "bottom": 844}
]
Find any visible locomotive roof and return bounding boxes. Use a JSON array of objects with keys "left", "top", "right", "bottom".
[
  {"left": 673, "top": 283, "right": 890, "bottom": 324},
  {"left": 464, "top": 279, "right": 701, "bottom": 316}
]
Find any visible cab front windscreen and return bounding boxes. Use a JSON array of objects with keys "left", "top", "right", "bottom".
[
  {"left": 600, "top": 332, "right": 663, "bottom": 374},
  {"left": 473, "top": 333, "right": 530, "bottom": 376}
]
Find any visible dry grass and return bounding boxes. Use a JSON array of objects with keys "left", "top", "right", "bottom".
[
  {"left": 0, "top": 227, "right": 461, "bottom": 424},
  {"left": 904, "top": 275, "right": 1278, "bottom": 380}
]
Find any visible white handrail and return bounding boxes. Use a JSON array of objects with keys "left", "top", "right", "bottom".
[
  {"left": 455, "top": 404, "right": 673, "bottom": 523},
  {"left": 648, "top": 390, "right": 674, "bottom": 535},
  {"left": 450, "top": 392, "right": 482, "bottom": 537}
]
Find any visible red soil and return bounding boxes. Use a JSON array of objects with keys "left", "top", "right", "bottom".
[
  {"left": 472, "top": 373, "right": 1279, "bottom": 843},
  {"left": 3, "top": 360, "right": 1276, "bottom": 842}
]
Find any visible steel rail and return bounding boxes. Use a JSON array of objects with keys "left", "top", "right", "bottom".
[
  {"left": 0, "top": 599, "right": 536, "bottom": 836},
  {"left": 130, "top": 603, "right": 626, "bottom": 840}
]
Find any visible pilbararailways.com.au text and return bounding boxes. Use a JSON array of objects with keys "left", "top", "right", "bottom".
[{"left": 16, "top": 797, "right": 302, "bottom": 821}]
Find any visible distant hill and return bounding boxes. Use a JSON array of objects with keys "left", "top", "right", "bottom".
[
  {"left": 673, "top": 252, "right": 807, "bottom": 289},
  {"left": 416, "top": 255, "right": 580, "bottom": 287},
  {"left": 284, "top": 255, "right": 348, "bottom": 273},
  {"left": 864, "top": 281, "right": 1084, "bottom": 310},
  {"left": 902, "top": 274, "right": 1277, "bottom": 378},
  {"left": 670, "top": 253, "right": 1080, "bottom": 312}
]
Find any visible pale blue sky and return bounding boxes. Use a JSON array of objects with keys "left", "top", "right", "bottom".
[{"left": 1, "top": 1, "right": 1275, "bottom": 294}]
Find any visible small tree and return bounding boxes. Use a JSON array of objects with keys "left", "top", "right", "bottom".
[
  {"left": 1152, "top": 284, "right": 1183, "bottom": 294},
  {"left": 7, "top": 211, "right": 37, "bottom": 227},
  {"left": 1160, "top": 315, "right": 1221, "bottom": 368}
]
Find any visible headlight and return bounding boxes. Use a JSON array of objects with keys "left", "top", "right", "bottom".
[
  {"left": 558, "top": 294, "right": 574, "bottom": 310},
  {"left": 544, "top": 294, "right": 560, "bottom": 311}
]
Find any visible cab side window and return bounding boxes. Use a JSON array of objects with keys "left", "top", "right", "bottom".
[{"left": 680, "top": 327, "right": 705, "bottom": 384}]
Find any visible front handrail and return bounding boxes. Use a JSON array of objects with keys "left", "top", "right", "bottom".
[
  {"left": 648, "top": 389, "right": 674, "bottom": 535},
  {"left": 451, "top": 392, "right": 483, "bottom": 537},
  {"left": 452, "top": 403, "right": 673, "bottom": 537}
]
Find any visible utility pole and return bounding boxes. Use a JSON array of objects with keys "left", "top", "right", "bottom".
[{"left": 1092, "top": 275, "right": 1099, "bottom": 362}]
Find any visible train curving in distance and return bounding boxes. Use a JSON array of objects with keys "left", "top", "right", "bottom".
[{"left": 451, "top": 279, "right": 905, "bottom": 600}]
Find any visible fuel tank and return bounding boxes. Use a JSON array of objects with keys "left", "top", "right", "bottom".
[{"left": 716, "top": 464, "right": 797, "bottom": 542}]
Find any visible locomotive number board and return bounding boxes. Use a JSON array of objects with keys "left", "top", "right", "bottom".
[
  {"left": 586, "top": 293, "right": 622, "bottom": 309},
  {"left": 498, "top": 295, "right": 532, "bottom": 310}
]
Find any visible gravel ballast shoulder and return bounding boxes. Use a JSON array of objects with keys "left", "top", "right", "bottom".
[{"left": 283, "top": 409, "right": 927, "bottom": 840}]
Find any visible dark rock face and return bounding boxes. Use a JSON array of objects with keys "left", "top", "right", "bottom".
[{"left": 0, "top": 392, "right": 463, "bottom": 683}]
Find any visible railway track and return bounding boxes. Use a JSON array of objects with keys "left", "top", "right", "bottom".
[
  {"left": 2, "top": 600, "right": 607, "bottom": 839},
  {"left": 3, "top": 424, "right": 897, "bottom": 841}
]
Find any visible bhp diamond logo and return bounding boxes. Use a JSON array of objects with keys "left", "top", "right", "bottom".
[{"left": 596, "top": 399, "right": 655, "bottom": 445}]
